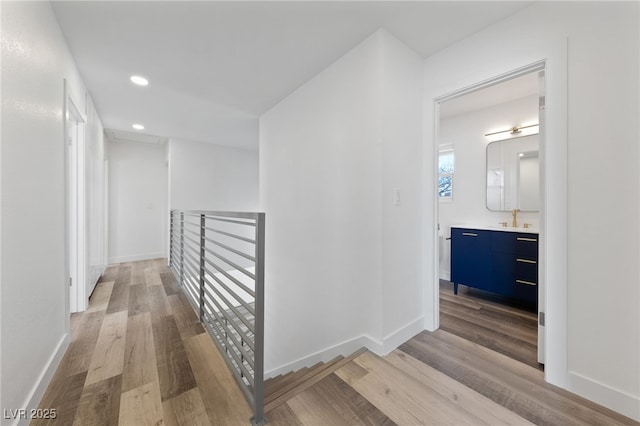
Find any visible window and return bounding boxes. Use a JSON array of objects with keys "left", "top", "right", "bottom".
[{"left": 438, "top": 146, "right": 454, "bottom": 200}]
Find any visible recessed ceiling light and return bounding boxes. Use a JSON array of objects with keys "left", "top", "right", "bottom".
[
  {"left": 132, "top": 124, "right": 144, "bottom": 130},
  {"left": 130, "top": 75, "right": 149, "bottom": 86}
]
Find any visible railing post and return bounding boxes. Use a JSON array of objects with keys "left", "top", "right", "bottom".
[
  {"left": 180, "top": 212, "right": 185, "bottom": 286},
  {"left": 252, "top": 212, "right": 266, "bottom": 426},
  {"left": 169, "top": 211, "right": 174, "bottom": 267},
  {"left": 199, "top": 213, "right": 205, "bottom": 322}
]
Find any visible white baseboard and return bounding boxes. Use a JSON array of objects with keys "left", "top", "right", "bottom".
[
  {"left": 13, "top": 333, "right": 70, "bottom": 426},
  {"left": 108, "top": 252, "right": 166, "bottom": 264},
  {"left": 568, "top": 371, "right": 640, "bottom": 421},
  {"left": 439, "top": 269, "right": 450, "bottom": 281},
  {"left": 265, "top": 335, "right": 373, "bottom": 379},
  {"left": 375, "top": 317, "right": 425, "bottom": 356},
  {"left": 265, "top": 318, "right": 424, "bottom": 379}
]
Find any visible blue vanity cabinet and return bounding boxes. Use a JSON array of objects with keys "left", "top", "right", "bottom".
[
  {"left": 450, "top": 228, "right": 493, "bottom": 294},
  {"left": 451, "top": 227, "right": 538, "bottom": 306}
]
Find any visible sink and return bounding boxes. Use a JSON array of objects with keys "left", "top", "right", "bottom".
[{"left": 454, "top": 224, "right": 539, "bottom": 234}]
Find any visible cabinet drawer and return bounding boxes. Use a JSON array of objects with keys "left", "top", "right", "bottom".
[
  {"left": 492, "top": 231, "right": 538, "bottom": 257},
  {"left": 515, "top": 234, "right": 538, "bottom": 258},
  {"left": 515, "top": 257, "right": 538, "bottom": 282}
]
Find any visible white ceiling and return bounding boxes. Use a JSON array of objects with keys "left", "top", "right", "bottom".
[{"left": 51, "top": 1, "right": 533, "bottom": 150}]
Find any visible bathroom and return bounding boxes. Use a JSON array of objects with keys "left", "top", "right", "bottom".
[{"left": 437, "top": 69, "right": 543, "bottom": 365}]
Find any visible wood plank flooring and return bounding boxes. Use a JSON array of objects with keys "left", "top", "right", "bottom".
[
  {"left": 34, "top": 260, "right": 639, "bottom": 425},
  {"left": 33, "top": 259, "right": 251, "bottom": 426},
  {"left": 263, "top": 281, "right": 637, "bottom": 425}
]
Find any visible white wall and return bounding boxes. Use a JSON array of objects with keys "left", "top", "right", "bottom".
[
  {"left": 108, "top": 140, "right": 168, "bottom": 263},
  {"left": 423, "top": 2, "right": 639, "bottom": 420},
  {"left": 438, "top": 95, "right": 539, "bottom": 279},
  {"left": 379, "top": 33, "right": 424, "bottom": 343},
  {"left": 0, "top": 2, "right": 89, "bottom": 423},
  {"left": 168, "top": 138, "right": 258, "bottom": 212},
  {"left": 260, "top": 29, "right": 423, "bottom": 376}
]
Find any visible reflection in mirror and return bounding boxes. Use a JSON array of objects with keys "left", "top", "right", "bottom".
[{"left": 486, "top": 134, "right": 539, "bottom": 211}]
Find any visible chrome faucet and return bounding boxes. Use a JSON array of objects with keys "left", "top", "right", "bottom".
[{"left": 512, "top": 209, "right": 519, "bottom": 227}]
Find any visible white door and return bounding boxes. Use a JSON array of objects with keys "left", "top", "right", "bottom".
[{"left": 66, "top": 89, "right": 87, "bottom": 312}]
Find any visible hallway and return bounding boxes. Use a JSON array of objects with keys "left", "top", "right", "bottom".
[
  {"left": 33, "top": 259, "right": 638, "bottom": 425},
  {"left": 33, "top": 259, "right": 251, "bottom": 425}
]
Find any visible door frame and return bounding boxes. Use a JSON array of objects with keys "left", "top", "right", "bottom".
[
  {"left": 424, "top": 37, "right": 568, "bottom": 387},
  {"left": 433, "top": 62, "right": 546, "bottom": 362},
  {"left": 65, "top": 80, "right": 88, "bottom": 313}
]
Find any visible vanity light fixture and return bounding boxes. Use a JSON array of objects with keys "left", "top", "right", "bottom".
[
  {"left": 132, "top": 123, "right": 144, "bottom": 130},
  {"left": 485, "top": 123, "right": 539, "bottom": 138},
  {"left": 484, "top": 123, "right": 539, "bottom": 143},
  {"left": 130, "top": 75, "right": 149, "bottom": 86}
]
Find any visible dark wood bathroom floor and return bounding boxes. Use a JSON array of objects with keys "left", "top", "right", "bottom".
[{"left": 439, "top": 279, "right": 540, "bottom": 369}]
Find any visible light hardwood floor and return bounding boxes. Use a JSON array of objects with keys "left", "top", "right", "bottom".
[
  {"left": 33, "top": 259, "right": 251, "bottom": 426},
  {"left": 34, "top": 260, "right": 638, "bottom": 425}
]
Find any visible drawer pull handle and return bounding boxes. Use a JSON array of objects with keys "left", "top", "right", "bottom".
[
  {"left": 516, "top": 258, "right": 537, "bottom": 264},
  {"left": 516, "top": 279, "right": 537, "bottom": 286},
  {"left": 462, "top": 232, "right": 478, "bottom": 237},
  {"left": 517, "top": 237, "right": 537, "bottom": 242}
]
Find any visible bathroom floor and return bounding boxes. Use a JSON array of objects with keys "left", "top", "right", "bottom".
[{"left": 439, "top": 279, "right": 540, "bottom": 369}]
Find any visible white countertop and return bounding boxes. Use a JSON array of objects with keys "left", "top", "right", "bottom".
[{"left": 451, "top": 224, "right": 539, "bottom": 234}]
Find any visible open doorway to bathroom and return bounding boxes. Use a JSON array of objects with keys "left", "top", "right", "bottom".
[{"left": 435, "top": 65, "right": 545, "bottom": 369}]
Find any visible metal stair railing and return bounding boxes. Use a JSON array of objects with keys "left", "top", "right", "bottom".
[{"left": 169, "top": 209, "right": 266, "bottom": 425}]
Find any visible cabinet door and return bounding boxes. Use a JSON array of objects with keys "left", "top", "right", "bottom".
[
  {"left": 492, "top": 252, "right": 516, "bottom": 295},
  {"left": 451, "top": 228, "right": 492, "bottom": 292}
]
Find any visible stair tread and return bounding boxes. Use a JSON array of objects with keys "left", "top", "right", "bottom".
[
  {"left": 264, "top": 366, "right": 312, "bottom": 395},
  {"left": 265, "top": 360, "right": 337, "bottom": 403},
  {"left": 264, "top": 348, "right": 367, "bottom": 412}
]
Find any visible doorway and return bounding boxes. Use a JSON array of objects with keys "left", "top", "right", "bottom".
[
  {"left": 65, "top": 84, "right": 88, "bottom": 313},
  {"left": 435, "top": 64, "right": 545, "bottom": 366}
]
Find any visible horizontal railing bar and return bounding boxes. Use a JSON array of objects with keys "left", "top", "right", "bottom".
[
  {"left": 182, "top": 233, "right": 201, "bottom": 248},
  {"left": 182, "top": 241, "right": 200, "bottom": 259},
  {"left": 202, "top": 276, "right": 256, "bottom": 336},
  {"left": 204, "top": 237, "right": 256, "bottom": 263},
  {"left": 207, "top": 217, "right": 256, "bottom": 227},
  {"left": 202, "top": 309, "right": 255, "bottom": 370},
  {"left": 202, "top": 319, "right": 255, "bottom": 388},
  {"left": 182, "top": 266, "right": 200, "bottom": 290},
  {"left": 182, "top": 267, "right": 199, "bottom": 286},
  {"left": 201, "top": 290, "right": 256, "bottom": 347},
  {"left": 182, "top": 280, "right": 200, "bottom": 304},
  {"left": 183, "top": 227, "right": 201, "bottom": 238},
  {"left": 181, "top": 250, "right": 201, "bottom": 273},
  {"left": 203, "top": 257, "right": 255, "bottom": 298},
  {"left": 170, "top": 250, "right": 180, "bottom": 261},
  {"left": 173, "top": 209, "right": 262, "bottom": 220},
  {"left": 182, "top": 241, "right": 200, "bottom": 256},
  {"left": 205, "top": 324, "right": 254, "bottom": 386},
  {"left": 182, "top": 245, "right": 200, "bottom": 260},
  {"left": 200, "top": 302, "right": 256, "bottom": 373},
  {"left": 181, "top": 259, "right": 199, "bottom": 280},
  {"left": 183, "top": 284, "right": 199, "bottom": 304},
  {"left": 184, "top": 258, "right": 255, "bottom": 333},
  {"left": 202, "top": 302, "right": 255, "bottom": 356},
  {"left": 205, "top": 226, "right": 256, "bottom": 244},
  {"left": 182, "top": 221, "right": 203, "bottom": 230},
  {"left": 201, "top": 296, "right": 256, "bottom": 358},
  {"left": 200, "top": 283, "right": 255, "bottom": 337},
  {"left": 203, "top": 265, "right": 255, "bottom": 316},
  {"left": 204, "top": 246, "right": 256, "bottom": 281}
]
